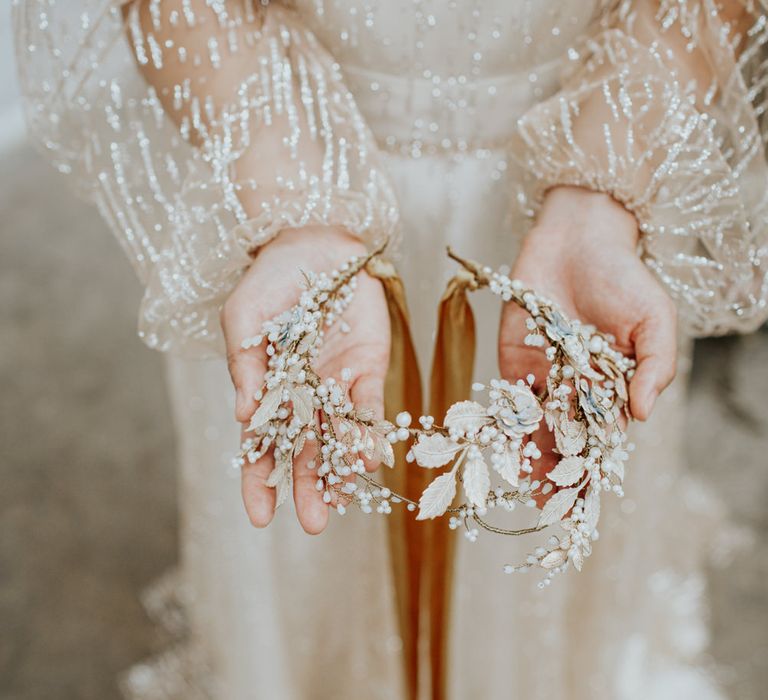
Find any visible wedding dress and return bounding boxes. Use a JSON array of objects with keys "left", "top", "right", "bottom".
[{"left": 14, "top": 1, "right": 768, "bottom": 699}]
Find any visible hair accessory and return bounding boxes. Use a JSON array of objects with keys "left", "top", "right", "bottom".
[{"left": 234, "top": 247, "right": 635, "bottom": 584}]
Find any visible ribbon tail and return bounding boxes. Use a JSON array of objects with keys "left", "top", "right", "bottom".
[
  {"left": 427, "top": 270, "right": 477, "bottom": 700},
  {"left": 368, "top": 258, "right": 424, "bottom": 700}
]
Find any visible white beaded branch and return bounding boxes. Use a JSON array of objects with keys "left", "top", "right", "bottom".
[{"left": 234, "top": 248, "right": 636, "bottom": 584}]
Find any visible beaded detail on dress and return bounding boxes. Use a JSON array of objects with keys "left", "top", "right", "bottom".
[
  {"left": 15, "top": 0, "right": 398, "bottom": 356},
  {"left": 15, "top": 1, "right": 768, "bottom": 352},
  {"left": 514, "top": 0, "right": 768, "bottom": 336}
]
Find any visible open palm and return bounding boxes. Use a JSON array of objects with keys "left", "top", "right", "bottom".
[
  {"left": 498, "top": 187, "right": 677, "bottom": 492},
  {"left": 221, "top": 226, "right": 390, "bottom": 534}
]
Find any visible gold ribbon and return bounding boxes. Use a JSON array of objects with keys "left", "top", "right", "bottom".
[
  {"left": 425, "top": 267, "right": 478, "bottom": 700},
  {"left": 368, "top": 258, "right": 478, "bottom": 700},
  {"left": 367, "top": 257, "right": 424, "bottom": 700}
]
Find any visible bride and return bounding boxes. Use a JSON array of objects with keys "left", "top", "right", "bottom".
[{"left": 15, "top": 1, "right": 768, "bottom": 698}]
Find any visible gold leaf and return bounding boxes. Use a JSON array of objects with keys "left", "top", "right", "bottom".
[
  {"left": 555, "top": 419, "right": 587, "bottom": 457},
  {"left": 372, "top": 419, "right": 395, "bottom": 434},
  {"left": 603, "top": 451, "right": 625, "bottom": 482},
  {"left": 361, "top": 433, "right": 375, "bottom": 460},
  {"left": 583, "top": 485, "right": 601, "bottom": 532},
  {"left": 537, "top": 487, "right": 579, "bottom": 528},
  {"left": 571, "top": 546, "right": 585, "bottom": 571},
  {"left": 355, "top": 407, "right": 376, "bottom": 422},
  {"left": 266, "top": 455, "right": 292, "bottom": 509},
  {"left": 275, "top": 473, "right": 292, "bottom": 509},
  {"left": 373, "top": 433, "right": 395, "bottom": 468},
  {"left": 496, "top": 445, "right": 521, "bottom": 488},
  {"left": 547, "top": 456, "right": 586, "bottom": 487},
  {"left": 411, "top": 433, "right": 463, "bottom": 468},
  {"left": 596, "top": 356, "right": 617, "bottom": 379},
  {"left": 296, "top": 331, "right": 317, "bottom": 354},
  {"left": 266, "top": 457, "right": 288, "bottom": 488},
  {"left": 614, "top": 373, "right": 628, "bottom": 402},
  {"left": 541, "top": 549, "right": 567, "bottom": 569},
  {"left": 462, "top": 454, "right": 490, "bottom": 509},
  {"left": 289, "top": 385, "right": 315, "bottom": 426},
  {"left": 416, "top": 471, "right": 457, "bottom": 520},
  {"left": 294, "top": 429, "right": 308, "bottom": 457},
  {"left": 444, "top": 400, "right": 491, "bottom": 435},
  {"left": 247, "top": 387, "right": 282, "bottom": 432}
]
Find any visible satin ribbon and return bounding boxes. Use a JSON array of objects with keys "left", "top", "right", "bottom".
[
  {"left": 425, "top": 267, "right": 478, "bottom": 700},
  {"left": 368, "top": 258, "right": 478, "bottom": 700},
  {"left": 367, "top": 256, "right": 424, "bottom": 700}
]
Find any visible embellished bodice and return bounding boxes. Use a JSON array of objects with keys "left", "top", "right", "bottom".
[
  {"left": 296, "top": 0, "right": 594, "bottom": 76},
  {"left": 294, "top": 0, "right": 598, "bottom": 152}
]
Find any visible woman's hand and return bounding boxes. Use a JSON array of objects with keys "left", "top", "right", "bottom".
[
  {"left": 498, "top": 186, "right": 677, "bottom": 483},
  {"left": 221, "top": 226, "right": 390, "bottom": 534}
]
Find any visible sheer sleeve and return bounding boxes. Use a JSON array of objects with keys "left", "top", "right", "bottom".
[
  {"left": 14, "top": 0, "right": 399, "bottom": 356},
  {"left": 512, "top": 0, "right": 768, "bottom": 336}
]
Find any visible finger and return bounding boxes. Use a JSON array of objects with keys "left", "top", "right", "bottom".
[
  {"left": 629, "top": 305, "right": 677, "bottom": 421},
  {"left": 500, "top": 300, "right": 577, "bottom": 508},
  {"left": 221, "top": 304, "right": 269, "bottom": 423},
  {"left": 498, "top": 303, "right": 551, "bottom": 390},
  {"left": 350, "top": 372, "right": 386, "bottom": 418},
  {"left": 228, "top": 345, "right": 268, "bottom": 423},
  {"left": 293, "top": 436, "right": 329, "bottom": 535},
  {"left": 350, "top": 372, "right": 386, "bottom": 473},
  {"left": 241, "top": 428, "right": 277, "bottom": 528}
]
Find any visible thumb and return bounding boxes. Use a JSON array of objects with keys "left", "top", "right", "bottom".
[
  {"left": 221, "top": 305, "right": 269, "bottom": 424},
  {"left": 228, "top": 346, "right": 268, "bottom": 423},
  {"left": 350, "top": 372, "right": 386, "bottom": 417},
  {"left": 629, "top": 304, "right": 677, "bottom": 421}
]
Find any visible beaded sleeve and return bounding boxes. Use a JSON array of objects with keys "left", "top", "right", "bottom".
[
  {"left": 14, "top": 0, "right": 398, "bottom": 356},
  {"left": 513, "top": 0, "right": 768, "bottom": 336}
]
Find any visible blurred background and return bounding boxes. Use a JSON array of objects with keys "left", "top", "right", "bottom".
[{"left": 2, "top": 5, "right": 768, "bottom": 700}]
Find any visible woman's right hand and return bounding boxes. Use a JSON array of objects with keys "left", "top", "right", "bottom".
[{"left": 221, "top": 226, "right": 391, "bottom": 534}]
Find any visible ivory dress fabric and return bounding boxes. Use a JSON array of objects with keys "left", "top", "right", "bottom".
[{"left": 14, "top": 1, "right": 768, "bottom": 698}]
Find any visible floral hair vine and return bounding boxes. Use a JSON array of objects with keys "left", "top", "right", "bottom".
[{"left": 234, "top": 245, "right": 636, "bottom": 585}]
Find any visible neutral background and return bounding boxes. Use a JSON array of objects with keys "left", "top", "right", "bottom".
[{"left": 2, "top": 4, "right": 768, "bottom": 699}]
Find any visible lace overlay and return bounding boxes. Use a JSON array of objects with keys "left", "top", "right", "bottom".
[
  {"left": 15, "top": 0, "right": 397, "bottom": 356},
  {"left": 514, "top": 0, "right": 768, "bottom": 336}
]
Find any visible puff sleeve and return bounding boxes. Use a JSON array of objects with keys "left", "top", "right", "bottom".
[
  {"left": 513, "top": 0, "right": 768, "bottom": 336},
  {"left": 14, "top": 0, "right": 399, "bottom": 355}
]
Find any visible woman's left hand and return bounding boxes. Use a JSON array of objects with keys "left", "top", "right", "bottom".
[{"left": 498, "top": 185, "right": 678, "bottom": 484}]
